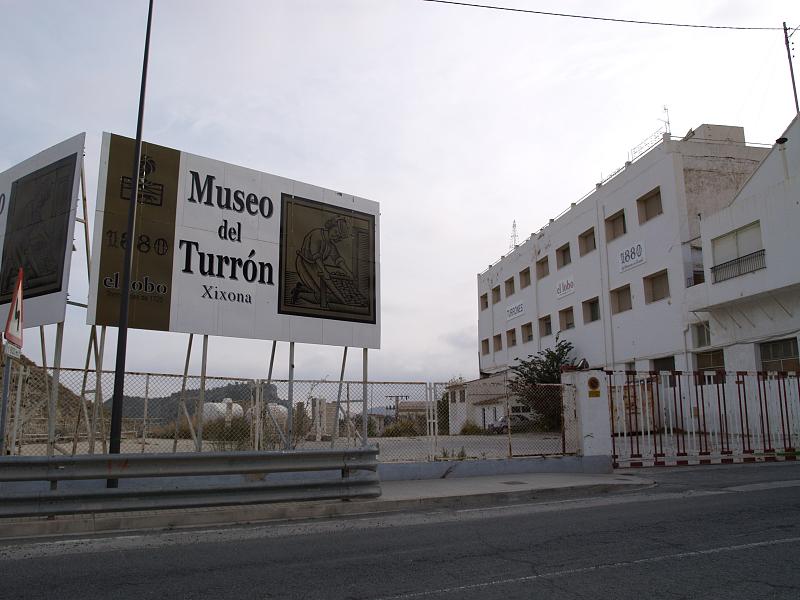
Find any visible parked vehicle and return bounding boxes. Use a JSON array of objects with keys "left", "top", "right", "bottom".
[{"left": 487, "top": 414, "right": 536, "bottom": 434}]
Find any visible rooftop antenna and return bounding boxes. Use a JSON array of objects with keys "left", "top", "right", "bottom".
[
  {"left": 659, "top": 106, "right": 671, "bottom": 134},
  {"left": 509, "top": 220, "right": 519, "bottom": 250}
]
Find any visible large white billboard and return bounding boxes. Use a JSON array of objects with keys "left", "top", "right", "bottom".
[
  {"left": 87, "top": 133, "right": 380, "bottom": 348},
  {"left": 0, "top": 134, "right": 84, "bottom": 328}
]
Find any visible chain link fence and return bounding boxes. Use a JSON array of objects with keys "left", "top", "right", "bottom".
[{"left": 0, "top": 360, "right": 577, "bottom": 462}]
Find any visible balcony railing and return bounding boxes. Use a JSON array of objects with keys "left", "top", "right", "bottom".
[{"left": 711, "top": 249, "right": 766, "bottom": 283}]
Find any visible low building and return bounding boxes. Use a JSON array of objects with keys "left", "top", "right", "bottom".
[{"left": 477, "top": 123, "right": 771, "bottom": 376}]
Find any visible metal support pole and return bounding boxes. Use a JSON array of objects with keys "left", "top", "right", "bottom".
[
  {"left": 784, "top": 22, "right": 800, "bottom": 114},
  {"left": 90, "top": 327, "right": 107, "bottom": 454},
  {"left": 173, "top": 334, "right": 196, "bottom": 452},
  {"left": 0, "top": 348, "right": 12, "bottom": 455},
  {"left": 196, "top": 335, "right": 208, "bottom": 452},
  {"left": 262, "top": 342, "right": 287, "bottom": 449},
  {"left": 331, "top": 346, "right": 348, "bottom": 448},
  {"left": 49, "top": 321, "right": 64, "bottom": 459},
  {"left": 140, "top": 373, "right": 150, "bottom": 453},
  {"left": 10, "top": 364, "right": 26, "bottom": 455},
  {"left": 362, "top": 348, "right": 368, "bottom": 447},
  {"left": 108, "top": 0, "right": 154, "bottom": 482},
  {"left": 286, "top": 342, "right": 295, "bottom": 449},
  {"left": 39, "top": 326, "right": 50, "bottom": 403}
]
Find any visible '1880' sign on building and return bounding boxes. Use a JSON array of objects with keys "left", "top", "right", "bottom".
[{"left": 88, "top": 133, "right": 380, "bottom": 348}]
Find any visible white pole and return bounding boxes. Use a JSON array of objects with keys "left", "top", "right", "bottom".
[
  {"left": 287, "top": 342, "right": 295, "bottom": 450},
  {"left": 362, "top": 348, "right": 368, "bottom": 447},
  {"left": 196, "top": 335, "right": 208, "bottom": 452},
  {"left": 331, "top": 347, "right": 348, "bottom": 448},
  {"left": 48, "top": 321, "right": 64, "bottom": 458}
]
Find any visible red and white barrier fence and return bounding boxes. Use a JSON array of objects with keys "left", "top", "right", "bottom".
[{"left": 607, "top": 371, "right": 799, "bottom": 467}]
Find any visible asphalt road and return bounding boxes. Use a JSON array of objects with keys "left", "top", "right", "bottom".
[{"left": 2, "top": 463, "right": 800, "bottom": 599}]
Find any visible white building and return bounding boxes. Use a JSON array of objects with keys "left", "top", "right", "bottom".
[
  {"left": 477, "top": 124, "right": 773, "bottom": 376},
  {"left": 688, "top": 115, "right": 800, "bottom": 373}
]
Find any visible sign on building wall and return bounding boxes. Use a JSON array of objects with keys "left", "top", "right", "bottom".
[
  {"left": 555, "top": 278, "right": 575, "bottom": 299},
  {"left": 0, "top": 134, "right": 84, "bottom": 328},
  {"left": 88, "top": 133, "right": 380, "bottom": 348},
  {"left": 619, "top": 241, "right": 646, "bottom": 272},
  {"left": 506, "top": 302, "right": 525, "bottom": 321}
]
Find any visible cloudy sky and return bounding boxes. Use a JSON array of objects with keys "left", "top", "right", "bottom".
[{"left": 0, "top": 0, "right": 797, "bottom": 382}]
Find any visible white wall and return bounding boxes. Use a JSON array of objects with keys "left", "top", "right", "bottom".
[{"left": 477, "top": 126, "right": 767, "bottom": 376}]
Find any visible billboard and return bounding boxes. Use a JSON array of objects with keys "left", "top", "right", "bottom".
[
  {"left": 87, "top": 133, "right": 380, "bottom": 348},
  {"left": 0, "top": 134, "right": 84, "bottom": 328}
]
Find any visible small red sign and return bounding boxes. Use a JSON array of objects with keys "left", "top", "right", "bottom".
[{"left": 4, "top": 268, "right": 23, "bottom": 348}]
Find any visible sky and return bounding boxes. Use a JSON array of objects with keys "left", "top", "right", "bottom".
[{"left": 0, "top": 0, "right": 797, "bottom": 383}]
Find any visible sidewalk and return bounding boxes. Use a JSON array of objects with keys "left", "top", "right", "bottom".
[{"left": 0, "top": 472, "right": 653, "bottom": 541}]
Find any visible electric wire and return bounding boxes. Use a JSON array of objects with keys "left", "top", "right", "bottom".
[{"left": 421, "top": 0, "right": 785, "bottom": 31}]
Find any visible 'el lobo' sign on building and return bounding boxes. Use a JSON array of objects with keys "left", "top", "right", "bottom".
[
  {"left": 555, "top": 278, "right": 575, "bottom": 299},
  {"left": 88, "top": 133, "right": 380, "bottom": 348}
]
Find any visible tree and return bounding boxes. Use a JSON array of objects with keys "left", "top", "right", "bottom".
[{"left": 508, "top": 335, "right": 575, "bottom": 430}]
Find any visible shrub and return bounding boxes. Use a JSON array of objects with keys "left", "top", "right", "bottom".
[{"left": 459, "top": 420, "right": 484, "bottom": 435}]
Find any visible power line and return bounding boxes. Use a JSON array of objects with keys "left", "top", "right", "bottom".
[{"left": 421, "top": 0, "right": 784, "bottom": 31}]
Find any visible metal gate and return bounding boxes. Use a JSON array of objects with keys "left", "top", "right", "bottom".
[{"left": 608, "top": 371, "right": 800, "bottom": 467}]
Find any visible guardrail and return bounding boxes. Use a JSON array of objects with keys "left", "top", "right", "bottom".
[{"left": 0, "top": 447, "right": 380, "bottom": 518}]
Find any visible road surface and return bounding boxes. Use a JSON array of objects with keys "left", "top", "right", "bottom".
[{"left": 2, "top": 463, "right": 799, "bottom": 599}]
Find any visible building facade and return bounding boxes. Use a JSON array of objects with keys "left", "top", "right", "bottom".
[
  {"left": 477, "top": 124, "right": 772, "bottom": 376},
  {"left": 688, "top": 116, "right": 800, "bottom": 374}
]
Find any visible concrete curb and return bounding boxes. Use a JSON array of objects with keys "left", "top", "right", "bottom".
[{"left": 0, "top": 479, "right": 652, "bottom": 542}]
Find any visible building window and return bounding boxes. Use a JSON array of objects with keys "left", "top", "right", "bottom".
[
  {"left": 582, "top": 297, "right": 600, "bottom": 323},
  {"left": 479, "top": 293, "right": 489, "bottom": 311},
  {"left": 643, "top": 269, "right": 670, "bottom": 304},
  {"left": 653, "top": 356, "right": 676, "bottom": 373},
  {"left": 519, "top": 267, "right": 531, "bottom": 289},
  {"left": 687, "top": 246, "right": 705, "bottom": 287},
  {"left": 605, "top": 209, "right": 626, "bottom": 242},
  {"left": 481, "top": 339, "right": 490, "bottom": 356},
  {"left": 693, "top": 322, "right": 710, "bottom": 348},
  {"left": 492, "top": 285, "right": 501, "bottom": 304},
  {"left": 760, "top": 338, "right": 800, "bottom": 372},
  {"left": 521, "top": 322, "right": 533, "bottom": 342},
  {"left": 558, "top": 307, "right": 575, "bottom": 330},
  {"left": 539, "top": 315, "right": 552, "bottom": 337},
  {"left": 506, "top": 328, "right": 517, "bottom": 347},
  {"left": 536, "top": 256, "right": 549, "bottom": 280},
  {"left": 493, "top": 334, "right": 502, "bottom": 352},
  {"left": 579, "top": 227, "right": 596, "bottom": 256},
  {"left": 625, "top": 361, "right": 636, "bottom": 372},
  {"left": 505, "top": 277, "right": 515, "bottom": 297},
  {"left": 637, "top": 187, "right": 663, "bottom": 224},
  {"left": 556, "top": 243, "right": 571, "bottom": 269},
  {"left": 696, "top": 349, "right": 724, "bottom": 371},
  {"left": 459, "top": 389, "right": 466, "bottom": 403},
  {"left": 610, "top": 284, "right": 632, "bottom": 314},
  {"left": 711, "top": 221, "right": 765, "bottom": 283},
  {"left": 448, "top": 392, "right": 455, "bottom": 404}
]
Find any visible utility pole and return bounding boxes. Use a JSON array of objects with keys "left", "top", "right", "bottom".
[
  {"left": 108, "top": 0, "right": 154, "bottom": 487},
  {"left": 784, "top": 22, "right": 799, "bottom": 114}
]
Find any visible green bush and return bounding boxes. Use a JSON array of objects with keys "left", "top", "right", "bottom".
[
  {"left": 382, "top": 419, "right": 422, "bottom": 437},
  {"left": 459, "top": 420, "right": 484, "bottom": 435}
]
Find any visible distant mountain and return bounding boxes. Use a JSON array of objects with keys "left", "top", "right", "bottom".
[{"left": 103, "top": 382, "right": 285, "bottom": 420}]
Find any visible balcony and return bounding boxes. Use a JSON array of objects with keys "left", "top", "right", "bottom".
[{"left": 710, "top": 249, "right": 766, "bottom": 283}]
